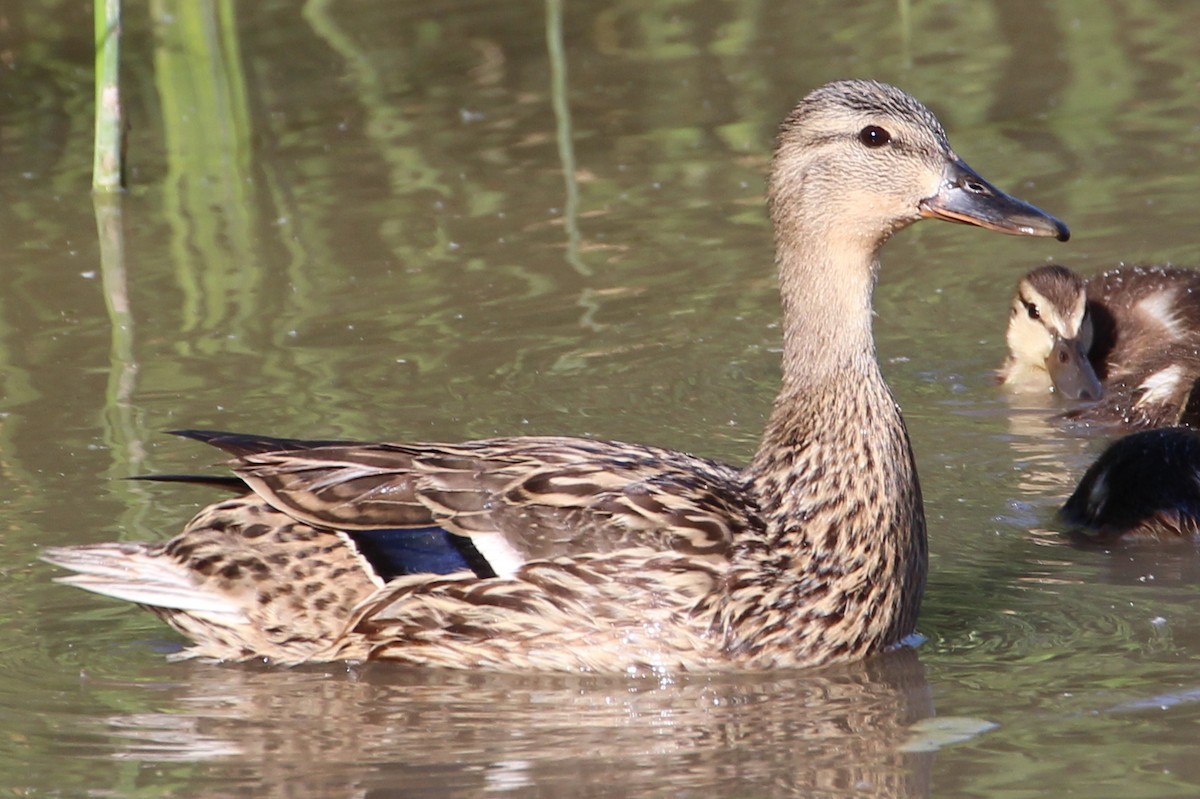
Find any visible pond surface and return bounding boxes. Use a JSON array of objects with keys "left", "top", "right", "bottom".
[{"left": 3, "top": 0, "right": 1200, "bottom": 796}]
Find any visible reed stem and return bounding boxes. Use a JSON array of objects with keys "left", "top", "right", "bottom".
[{"left": 93, "top": 0, "right": 124, "bottom": 191}]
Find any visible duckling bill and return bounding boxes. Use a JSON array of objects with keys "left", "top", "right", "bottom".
[{"left": 44, "top": 80, "right": 1068, "bottom": 672}]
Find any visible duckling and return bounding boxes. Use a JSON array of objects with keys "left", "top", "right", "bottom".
[
  {"left": 999, "top": 263, "right": 1200, "bottom": 428},
  {"left": 1060, "top": 427, "right": 1200, "bottom": 542},
  {"left": 43, "top": 80, "right": 1068, "bottom": 672}
]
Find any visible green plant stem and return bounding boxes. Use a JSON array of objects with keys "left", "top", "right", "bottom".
[{"left": 93, "top": 0, "right": 123, "bottom": 191}]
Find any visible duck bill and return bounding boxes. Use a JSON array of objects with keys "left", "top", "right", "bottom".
[
  {"left": 1046, "top": 336, "right": 1103, "bottom": 400},
  {"left": 919, "top": 160, "right": 1070, "bottom": 242}
]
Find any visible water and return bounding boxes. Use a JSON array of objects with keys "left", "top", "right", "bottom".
[{"left": 2, "top": 0, "right": 1200, "bottom": 795}]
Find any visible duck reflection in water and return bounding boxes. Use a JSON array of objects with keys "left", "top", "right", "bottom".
[{"left": 92, "top": 649, "right": 960, "bottom": 799}]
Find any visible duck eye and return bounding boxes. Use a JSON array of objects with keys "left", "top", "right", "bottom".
[
  {"left": 858, "top": 125, "right": 891, "bottom": 148},
  {"left": 1022, "top": 300, "right": 1040, "bottom": 321}
]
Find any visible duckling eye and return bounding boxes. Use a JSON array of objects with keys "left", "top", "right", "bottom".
[
  {"left": 1022, "top": 300, "right": 1041, "bottom": 321},
  {"left": 859, "top": 125, "right": 891, "bottom": 148}
]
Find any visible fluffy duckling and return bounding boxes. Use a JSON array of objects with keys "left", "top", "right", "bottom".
[
  {"left": 43, "top": 81, "right": 1068, "bottom": 672},
  {"left": 999, "top": 263, "right": 1200, "bottom": 428},
  {"left": 1060, "top": 427, "right": 1200, "bottom": 542}
]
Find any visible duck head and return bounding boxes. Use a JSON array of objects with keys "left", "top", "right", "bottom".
[{"left": 768, "top": 80, "right": 1070, "bottom": 254}]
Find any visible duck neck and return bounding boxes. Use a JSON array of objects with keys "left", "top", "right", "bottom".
[
  {"left": 755, "top": 221, "right": 887, "bottom": 455},
  {"left": 725, "top": 223, "right": 928, "bottom": 668},
  {"left": 776, "top": 229, "right": 879, "bottom": 395}
]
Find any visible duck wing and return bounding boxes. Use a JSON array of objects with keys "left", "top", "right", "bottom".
[{"left": 193, "top": 433, "right": 750, "bottom": 578}]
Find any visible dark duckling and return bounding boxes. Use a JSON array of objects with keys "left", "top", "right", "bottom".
[{"left": 1060, "top": 427, "right": 1200, "bottom": 542}]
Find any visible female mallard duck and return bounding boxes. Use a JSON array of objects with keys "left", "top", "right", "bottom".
[
  {"left": 44, "top": 80, "right": 1068, "bottom": 672},
  {"left": 1060, "top": 427, "right": 1200, "bottom": 542},
  {"left": 999, "top": 263, "right": 1200, "bottom": 428}
]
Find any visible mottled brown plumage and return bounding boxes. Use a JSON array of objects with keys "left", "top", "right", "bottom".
[
  {"left": 1000, "top": 263, "right": 1200, "bottom": 428},
  {"left": 44, "top": 80, "right": 1067, "bottom": 672}
]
